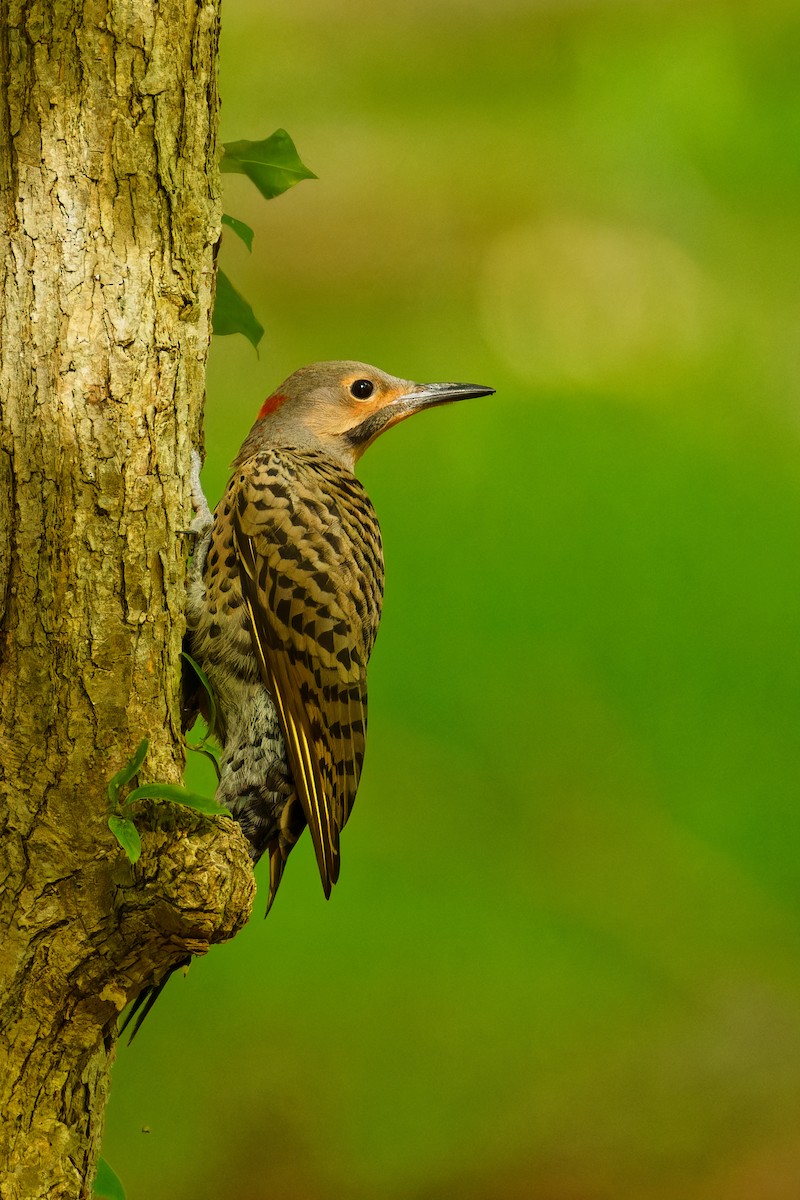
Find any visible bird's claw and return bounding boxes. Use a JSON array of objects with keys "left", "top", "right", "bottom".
[{"left": 189, "top": 449, "right": 213, "bottom": 534}]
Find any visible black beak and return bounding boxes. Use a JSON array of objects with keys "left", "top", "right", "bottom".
[{"left": 394, "top": 381, "right": 496, "bottom": 417}]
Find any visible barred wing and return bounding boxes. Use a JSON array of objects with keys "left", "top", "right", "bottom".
[{"left": 231, "top": 456, "right": 376, "bottom": 895}]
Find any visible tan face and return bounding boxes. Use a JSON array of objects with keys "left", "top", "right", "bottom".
[
  {"left": 302, "top": 368, "right": 419, "bottom": 451},
  {"left": 245, "top": 360, "right": 494, "bottom": 469}
]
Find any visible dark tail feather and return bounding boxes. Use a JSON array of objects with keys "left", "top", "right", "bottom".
[
  {"left": 119, "top": 956, "right": 191, "bottom": 1044},
  {"left": 265, "top": 844, "right": 288, "bottom": 917}
]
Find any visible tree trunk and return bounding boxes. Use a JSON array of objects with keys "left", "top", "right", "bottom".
[{"left": 0, "top": 2, "right": 255, "bottom": 1196}]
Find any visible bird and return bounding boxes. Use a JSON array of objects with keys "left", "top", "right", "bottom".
[{"left": 121, "top": 360, "right": 493, "bottom": 1038}]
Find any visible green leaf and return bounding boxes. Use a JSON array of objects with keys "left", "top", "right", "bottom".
[
  {"left": 186, "top": 741, "right": 222, "bottom": 783},
  {"left": 108, "top": 816, "right": 142, "bottom": 865},
  {"left": 222, "top": 212, "right": 255, "bottom": 252},
  {"left": 182, "top": 651, "right": 218, "bottom": 739},
  {"left": 213, "top": 269, "right": 264, "bottom": 351},
  {"left": 123, "top": 783, "right": 231, "bottom": 818},
  {"left": 107, "top": 739, "right": 149, "bottom": 808},
  {"left": 221, "top": 129, "right": 317, "bottom": 200},
  {"left": 94, "top": 1158, "right": 126, "bottom": 1200}
]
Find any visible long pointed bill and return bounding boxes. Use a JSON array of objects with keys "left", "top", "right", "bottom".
[
  {"left": 346, "top": 380, "right": 495, "bottom": 455},
  {"left": 391, "top": 380, "right": 496, "bottom": 417}
]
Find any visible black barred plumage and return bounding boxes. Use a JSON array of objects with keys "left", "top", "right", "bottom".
[
  {"left": 188, "top": 445, "right": 383, "bottom": 907},
  {"left": 121, "top": 361, "right": 493, "bottom": 1041}
]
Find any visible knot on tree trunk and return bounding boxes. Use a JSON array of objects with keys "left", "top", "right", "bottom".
[
  {"left": 33, "top": 809, "right": 256, "bottom": 1050},
  {"left": 0, "top": 806, "right": 253, "bottom": 1200},
  {"left": 104, "top": 805, "right": 256, "bottom": 1025}
]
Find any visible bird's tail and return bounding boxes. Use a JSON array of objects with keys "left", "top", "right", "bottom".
[
  {"left": 265, "top": 843, "right": 289, "bottom": 916},
  {"left": 118, "top": 956, "right": 191, "bottom": 1044}
]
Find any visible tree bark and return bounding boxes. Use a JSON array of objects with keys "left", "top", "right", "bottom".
[{"left": 0, "top": 2, "right": 255, "bottom": 1196}]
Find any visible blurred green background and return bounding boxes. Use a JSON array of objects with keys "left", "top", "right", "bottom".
[{"left": 103, "top": 1, "right": 800, "bottom": 1197}]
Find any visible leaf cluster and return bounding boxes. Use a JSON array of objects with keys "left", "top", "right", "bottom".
[
  {"left": 214, "top": 129, "right": 316, "bottom": 350},
  {"left": 107, "top": 740, "right": 230, "bottom": 864}
]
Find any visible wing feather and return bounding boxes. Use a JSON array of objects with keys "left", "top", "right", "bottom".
[{"left": 231, "top": 454, "right": 377, "bottom": 895}]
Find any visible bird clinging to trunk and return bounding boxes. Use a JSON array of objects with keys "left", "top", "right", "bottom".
[
  {"left": 185, "top": 360, "right": 494, "bottom": 912},
  {"left": 122, "top": 362, "right": 493, "bottom": 1039}
]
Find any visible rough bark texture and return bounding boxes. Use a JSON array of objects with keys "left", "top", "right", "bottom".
[{"left": 0, "top": 2, "right": 255, "bottom": 1196}]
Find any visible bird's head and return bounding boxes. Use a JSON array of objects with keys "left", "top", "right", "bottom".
[{"left": 233, "top": 361, "right": 495, "bottom": 469}]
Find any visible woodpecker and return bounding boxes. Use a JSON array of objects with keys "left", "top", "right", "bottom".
[
  {"left": 186, "top": 360, "right": 494, "bottom": 909},
  {"left": 121, "top": 362, "right": 493, "bottom": 1040}
]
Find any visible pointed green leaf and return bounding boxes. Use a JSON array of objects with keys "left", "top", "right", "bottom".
[
  {"left": 107, "top": 739, "right": 149, "bottom": 808},
  {"left": 94, "top": 1158, "right": 126, "bottom": 1200},
  {"left": 222, "top": 212, "right": 255, "bottom": 252},
  {"left": 221, "top": 129, "right": 317, "bottom": 201},
  {"left": 108, "top": 816, "right": 142, "bottom": 865},
  {"left": 213, "top": 269, "right": 264, "bottom": 351},
  {"left": 123, "top": 783, "right": 231, "bottom": 818},
  {"left": 182, "top": 651, "right": 218, "bottom": 739}
]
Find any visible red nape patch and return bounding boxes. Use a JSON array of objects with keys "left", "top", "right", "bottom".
[{"left": 258, "top": 392, "right": 287, "bottom": 419}]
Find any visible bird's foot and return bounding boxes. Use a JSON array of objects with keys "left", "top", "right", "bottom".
[
  {"left": 178, "top": 451, "right": 214, "bottom": 562},
  {"left": 189, "top": 449, "right": 213, "bottom": 530}
]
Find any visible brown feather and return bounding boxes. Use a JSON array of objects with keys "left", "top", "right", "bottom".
[{"left": 229, "top": 448, "right": 382, "bottom": 896}]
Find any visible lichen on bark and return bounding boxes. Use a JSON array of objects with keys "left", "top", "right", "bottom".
[{"left": 0, "top": 2, "right": 254, "bottom": 1196}]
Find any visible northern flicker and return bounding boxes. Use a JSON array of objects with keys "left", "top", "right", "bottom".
[
  {"left": 186, "top": 360, "right": 494, "bottom": 908},
  {"left": 122, "top": 361, "right": 493, "bottom": 1038}
]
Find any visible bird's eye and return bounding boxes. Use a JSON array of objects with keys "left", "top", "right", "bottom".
[{"left": 350, "top": 379, "right": 374, "bottom": 400}]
